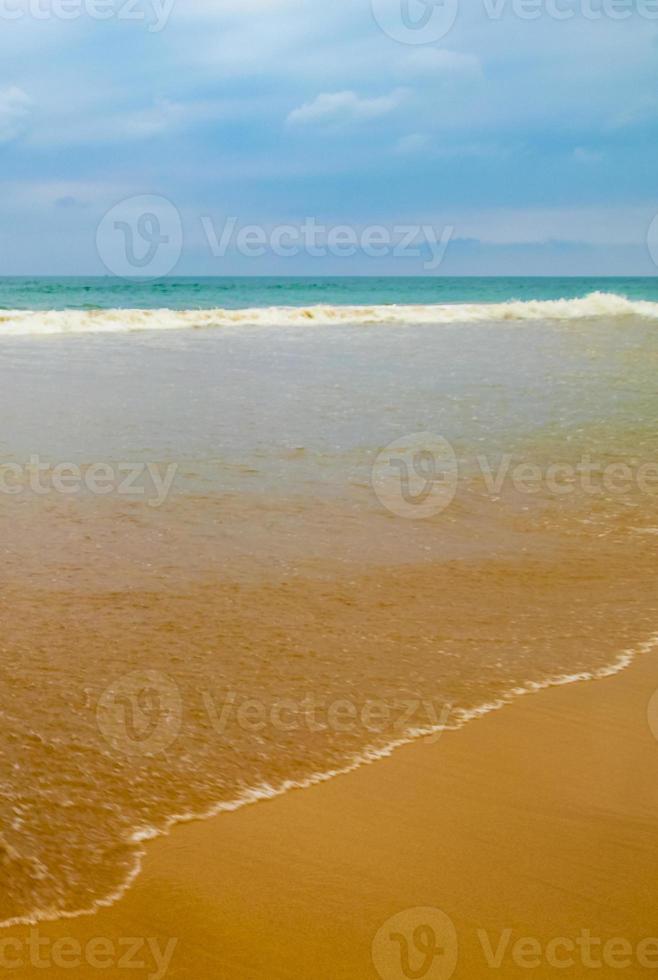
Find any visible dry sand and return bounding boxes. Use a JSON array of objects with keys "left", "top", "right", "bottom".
[{"left": 5, "top": 637, "right": 658, "bottom": 979}]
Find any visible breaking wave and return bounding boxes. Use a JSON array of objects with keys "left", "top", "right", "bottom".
[{"left": 1, "top": 292, "right": 658, "bottom": 336}]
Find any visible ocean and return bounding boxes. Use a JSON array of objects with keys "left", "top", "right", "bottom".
[
  {"left": 1, "top": 276, "right": 657, "bottom": 927},
  {"left": 1, "top": 276, "right": 658, "bottom": 333},
  {"left": 2, "top": 276, "right": 658, "bottom": 313}
]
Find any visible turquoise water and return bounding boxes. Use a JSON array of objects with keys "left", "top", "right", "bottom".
[{"left": 1, "top": 276, "right": 658, "bottom": 311}]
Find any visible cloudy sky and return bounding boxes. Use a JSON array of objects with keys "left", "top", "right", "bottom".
[{"left": 1, "top": 0, "right": 658, "bottom": 275}]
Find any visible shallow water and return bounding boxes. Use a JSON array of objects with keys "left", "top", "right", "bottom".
[{"left": 1, "top": 284, "right": 657, "bottom": 925}]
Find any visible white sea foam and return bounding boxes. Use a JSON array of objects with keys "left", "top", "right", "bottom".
[
  {"left": 2, "top": 631, "right": 657, "bottom": 932},
  {"left": 1, "top": 292, "right": 657, "bottom": 336}
]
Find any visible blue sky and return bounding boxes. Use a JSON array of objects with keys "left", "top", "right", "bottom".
[{"left": 1, "top": 0, "right": 658, "bottom": 275}]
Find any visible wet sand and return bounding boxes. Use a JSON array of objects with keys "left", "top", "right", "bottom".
[
  {"left": 4, "top": 305, "right": 658, "bottom": 972},
  {"left": 5, "top": 631, "right": 658, "bottom": 979}
]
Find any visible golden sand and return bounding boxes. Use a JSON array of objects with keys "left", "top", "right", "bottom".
[
  {"left": 2, "top": 607, "right": 658, "bottom": 978},
  {"left": 2, "top": 481, "right": 658, "bottom": 978}
]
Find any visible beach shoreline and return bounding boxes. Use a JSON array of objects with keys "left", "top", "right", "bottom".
[
  {"left": 2, "top": 282, "right": 658, "bottom": 977},
  {"left": 5, "top": 634, "right": 658, "bottom": 979}
]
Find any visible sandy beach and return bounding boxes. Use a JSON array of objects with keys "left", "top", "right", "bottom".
[
  {"left": 2, "top": 305, "right": 658, "bottom": 978},
  {"left": 6, "top": 0, "right": 658, "bottom": 965},
  {"left": 3, "top": 628, "right": 658, "bottom": 979}
]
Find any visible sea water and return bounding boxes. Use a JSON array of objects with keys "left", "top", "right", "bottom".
[{"left": 0, "top": 277, "right": 657, "bottom": 925}]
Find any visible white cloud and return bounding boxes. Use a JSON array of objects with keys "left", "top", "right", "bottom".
[
  {"left": 29, "top": 98, "right": 225, "bottom": 147},
  {"left": 287, "top": 89, "right": 407, "bottom": 127},
  {"left": 0, "top": 86, "right": 31, "bottom": 143}
]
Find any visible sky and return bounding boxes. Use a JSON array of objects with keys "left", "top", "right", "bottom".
[{"left": 1, "top": 0, "right": 658, "bottom": 275}]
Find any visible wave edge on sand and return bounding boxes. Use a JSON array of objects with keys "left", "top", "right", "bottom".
[
  {"left": 3, "top": 631, "right": 657, "bottom": 932},
  {"left": 1, "top": 292, "right": 658, "bottom": 336}
]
